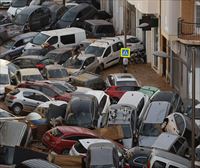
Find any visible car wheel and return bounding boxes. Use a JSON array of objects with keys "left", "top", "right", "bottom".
[
  {"left": 62, "top": 149, "right": 70, "bottom": 155},
  {"left": 12, "top": 103, "right": 23, "bottom": 115}
]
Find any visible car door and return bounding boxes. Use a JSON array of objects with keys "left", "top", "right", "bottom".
[
  {"left": 22, "top": 91, "right": 49, "bottom": 112},
  {"left": 102, "top": 46, "right": 112, "bottom": 68},
  {"left": 84, "top": 57, "right": 97, "bottom": 73},
  {"left": 112, "top": 41, "right": 123, "bottom": 64}
]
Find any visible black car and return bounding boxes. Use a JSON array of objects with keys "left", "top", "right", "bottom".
[
  {"left": 45, "top": 47, "right": 73, "bottom": 64},
  {"left": 42, "top": 2, "right": 67, "bottom": 28},
  {"left": 0, "top": 32, "right": 37, "bottom": 61},
  {"left": 64, "top": 94, "right": 99, "bottom": 128},
  {"left": 82, "top": 19, "right": 115, "bottom": 38},
  {"left": 12, "top": 55, "right": 54, "bottom": 69},
  {"left": 14, "top": 5, "right": 51, "bottom": 32},
  {"left": 54, "top": 3, "right": 111, "bottom": 28},
  {"left": 150, "top": 91, "right": 183, "bottom": 113}
]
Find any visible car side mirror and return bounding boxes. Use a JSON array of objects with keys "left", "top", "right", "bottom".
[
  {"left": 12, "top": 46, "right": 16, "bottom": 50},
  {"left": 82, "top": 65, "right": 86, "bottom": 69},
  {"left": 76, "top": 18, "right": 80, "bottom": 21}
]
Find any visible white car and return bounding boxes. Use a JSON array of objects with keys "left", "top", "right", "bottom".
[
  {"left": 118, "top": 91, "right": 149, "bottom": 122},
  {"left": 105, "top": 73, "right": 140, "bottom": 87},
  {"left": 85, "top": 37, "right": 124, "bottom": 69},
  {"left": 69, "top": 138, "right": 123, "bottom": 158},
  {"left": 85, "top": 90, "right": 110, "bottom": 127}
]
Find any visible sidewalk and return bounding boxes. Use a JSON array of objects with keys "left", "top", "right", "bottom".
[{"left": 102, "top": 63, "right": 173, "bottom": 91}]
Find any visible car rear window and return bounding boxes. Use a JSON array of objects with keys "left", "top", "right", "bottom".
[
  {"left": 50, "top": 128, "right": 63, "bottom": 137},
  {"left": 10, "top": 89, "right": 20, "bottom": 95},
  {"left": 74, "top": 142, "right": 87, "bottom": 153},
  {"left": 152, "top": 160, "right": 166, "bottom": 168}
]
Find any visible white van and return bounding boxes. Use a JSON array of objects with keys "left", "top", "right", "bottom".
[{"left": 24, "top": 27, "right": 86, "bottom": 50}]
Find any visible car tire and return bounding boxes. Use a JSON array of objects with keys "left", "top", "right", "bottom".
[
  {"left": 12, "top": 103, "right": 23, "bottom": 115},
  {"left": 62, "top": 149, "right": 70, "bottom": 155}
]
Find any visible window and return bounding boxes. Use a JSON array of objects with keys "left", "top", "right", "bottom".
[
  {"left": 173, "top": 139, "right": 182, "bottom": 152},
  {"left": 133, "top": 157, "right": 148, "bottom": 166},
  {"left": 174, "top": 114, "right": 185, "bottom": 135},
  {"left": 108, "top": 75, "right": 114, "bottom": 85},
  {"left": 169, "top": 146, "right": 176, "bottom": 154},
  {"left": 14, "top": 40, "right": 24, "bottom": 47},
  {"left": 41, "top": 87, "right": 57, "bottom": 97},
  {"left": 127, "top": 38, "right": 140, "bottom": 43},
  {"left": 47, "top": 36, "right": 58, "bottom": 45},
  {"left": 23, "top": 91, "right": 34, "bottom": 99},
  {"left": 60, "top": 34, "right": 75, "bottom": 44},
  {"left": 84, "top": 57, "right": 95, "bottom": 66},
  {"left": 103, "top": 46, "right": 111, "bottom": 57},
  {"left": 112, "top": 42, "right": 123, "bottom": 52},
  {"left": 137, "top": 98, "right": 144, "bottom": 116},
  {"left": 152, "top": 161, "right": 166, "bottom": 168},
  {"left": 34, "top": 93, "right": 49, "bottom": 102}
]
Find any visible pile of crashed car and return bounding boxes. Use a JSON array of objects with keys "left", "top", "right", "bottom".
[{"left": 0, "top": 0, "right": 200, "bottom": 168}]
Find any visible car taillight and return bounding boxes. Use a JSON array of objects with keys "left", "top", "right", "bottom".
[{"left": 36, "top": 64, "right": 45, "bottom": 69}]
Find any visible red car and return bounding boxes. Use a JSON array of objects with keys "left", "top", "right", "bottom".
[
  {"left": 42, "top": 126, "right": 99, "bottom": 154},
  {"left": 105, "top": 85, "right": 140, "bottom": 103},
  {"left": 17, "top": 81, "right": 71, "bottom": 102}
]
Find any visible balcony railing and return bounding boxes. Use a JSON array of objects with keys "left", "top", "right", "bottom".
[{"left": 178, "top": 18, "right": 200, "bottom": 41}]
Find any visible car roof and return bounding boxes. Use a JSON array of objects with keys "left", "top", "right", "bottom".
[
  {"left": 118, "top": 91, "right": 147, "bottom": 106},
  {"left": 17, "top": 68, "right": 41, "bottom": 75},
  {"left": 85, "top": 19, "right": 113, "bottom": 25},
  {"left": 151, "top": 149, "right": 191, "bottom": 166},
  {"left": 85, "top": 90, "right": 107, "bottom": 103},
  {"left": 47, "top": 47, "right": 73, "bottom": 54},
  {"left": 152, "top": 133, "right": 179, "bottom": 150},
  {"left": 15, "top": 55, "right": 44, "bottom": 60},
  {"left": 90, "top": 37, "right": 122, "bottom": 48},
  {"left": 41, "top": 27, "right": 85, "bottom": 36},
  {"left": 17, "top": 87, "right": 48, "bottom": 95},
  {"left": 18, "top": 5, "right": 46, "bottom": 15},
  {"left": 56, "top": 126, "right": 97, "bottom": 136},
  {"left": 79, "top": 139, "right": 111, "bottom": 149},
  {"left": 45, "top": 64, "right": 66, "bottom": 70},
  {"left": 151, "top": 91, "right": 176, "bottom": 102},
  {"left": 144, "top": 101, "right": 171, "bottom": 123},
  {"left": 111, "top": 73, "right": 137, "bottom": 82}
]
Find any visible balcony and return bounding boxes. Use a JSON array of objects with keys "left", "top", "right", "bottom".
[{"left": 178, "top": 18, "right": 200, "bottom": 41}]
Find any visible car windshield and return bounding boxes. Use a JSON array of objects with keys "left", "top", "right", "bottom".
[
  {"left": 64, "top": 58, "right": 83, "bottom": 69},
  {"left": 32, "top": 33, "right": 50, "bottom": 45},
  {"left": 45, "top": 52, "right": 58, "bottom": 59},
  {"left": 116, "top": 81, "right": 138, "bottom": 86},
  {"left": 22, "top": 74, "right": 44, "bottom": 81},
  {"left": 3, "top": 39, "right": 16, "bottom": 49},
  {"left": 52, "top": 83, "right": 73, "bottom": 93},
  {"left": 0, "top": 74, "right": 9, "bottom": 84},
  {"left": 65, "top": 102, "right": 92, "bottom": 127},
  {"left": 140, "top": 123, "right": 162, "bottom": 136},
  {"left": 12, "top": 0, "right": 29, "bottom": 7},
  {"left": 47, "top": 69, "right": 68, "bottom": 78},
  {"left": 61, "top": 7, "right": 77, "bottom": 22},
  {"left": 85, "top": 46, "right": 105, "bottom": 57},
  {"left": 15, "top": 14, "right": 28, "bottom": 25}
]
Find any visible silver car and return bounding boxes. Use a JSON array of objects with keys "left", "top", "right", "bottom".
[
  {"left": 5, "top": 88, "right": 51, "bottom": 115},
  {"left": 63, "top": 54, "right": 99, "bottom": 76}
]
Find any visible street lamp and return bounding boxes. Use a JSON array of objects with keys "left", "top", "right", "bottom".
[{"left": 153, "top": 47, "right": 196, "bottom": 167}]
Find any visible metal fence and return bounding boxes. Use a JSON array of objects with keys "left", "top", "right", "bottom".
[{"left": 178, "top": 18, "right": 200, "bottom": 40}]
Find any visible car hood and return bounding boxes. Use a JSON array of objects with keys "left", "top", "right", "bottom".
[{"left": 139, "top": 136, "right": 158, "bottom": 148}]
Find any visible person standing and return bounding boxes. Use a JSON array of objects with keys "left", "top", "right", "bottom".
[{"left": 123, "top": 57, "right": 129, "bottom": 73}]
